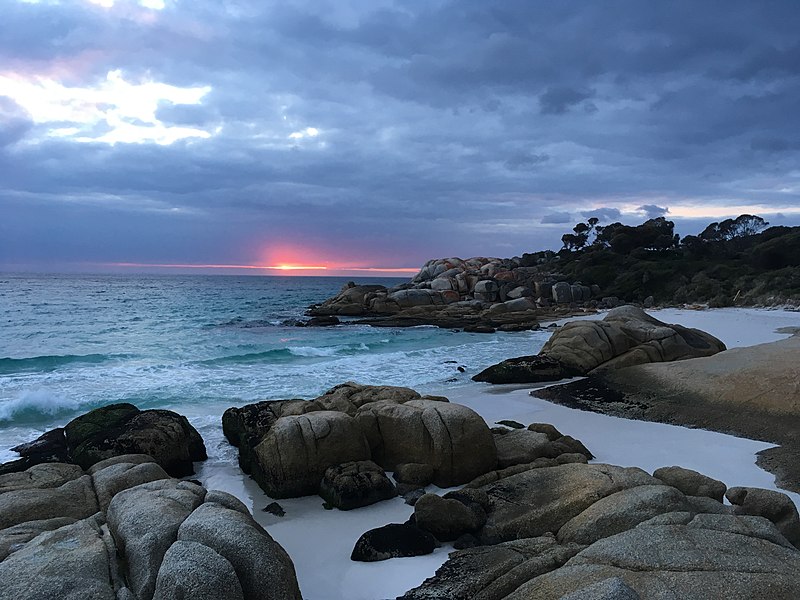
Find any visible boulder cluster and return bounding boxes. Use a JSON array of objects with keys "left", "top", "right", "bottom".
[
  {"left": 474, "top": 306, "right": 726, "bottom": 383},
  {"left": 222, "top": 383, "right": 498, "bottom": 501},
  {"left": 394, "top": 422, "right": 800, "bottom": 599},
  {"left": 0, "top": 454, "right": 301, "bottom": 600},
  {"left": 307, "top": 256, "right": 606, "bottom": 330}
]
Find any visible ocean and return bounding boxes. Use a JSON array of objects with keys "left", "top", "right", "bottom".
[{"left": 0, "top": 273, "right": 550, "bottom": 463}]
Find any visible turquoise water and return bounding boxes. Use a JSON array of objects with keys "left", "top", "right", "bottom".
[{"left": 0, "top": 274, "right": 549, "bottom": 461}]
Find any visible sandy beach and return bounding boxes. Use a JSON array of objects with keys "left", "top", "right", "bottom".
[{"left": 191, "top": 306, "right": 800, "bottom": 600}]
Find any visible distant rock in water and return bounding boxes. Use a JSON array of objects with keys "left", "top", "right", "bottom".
[
  {"left": 473, "top": 306, "right": 725, "bottom": 384},
  {"left": 1, "top": 403, "right": 207, "bottom": 477},
  {"left": 307, "top": 258, "right": 604, "bottom": 329}
]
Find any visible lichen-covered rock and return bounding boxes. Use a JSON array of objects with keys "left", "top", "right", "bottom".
[
  {"left": 91, "top": 460, "right": 171, "bottom": 510},
  {"left": 252, "top": 411, "right": 371, "bottom": 498},
  {"left": 494, "top": 429, "right": 555, "bottom": 468},
  {"left": 508, "top": 521, "right": 800, "bottom": 599},
  {"left": 318, "top": 460, "right": 397, "bottom": 510},
  {"left": 0, "top": 474, "right": 98, "bottom": 529},
  {"left": 315, "top": 382, "right": 425, "bottom": 415},
  {"left": 152, "top": 540, "right": 245, "bottom": 600},
  {"left": 556, "top": 485, "right": 689, "bottom": 545},
  {"left": 475, "top": 307, "right": 725, "bottom": 384},
  {"left": 63, "top": 403, "right": 207, "bottom": 476},
  {"left": 106, "top": 479, "right": 206, "bottom": 600},
  {"left": 0, "top": 517, "right": 77, "bottom": 561},
  {"left": 0, "top": 462, "right": 83, "bottom": 493},
  {"left": 393, "top": 462, "right": 436, "bottom": 487},
  {"left": 541, "top": 306, "right": 725, "bottom": 375}
]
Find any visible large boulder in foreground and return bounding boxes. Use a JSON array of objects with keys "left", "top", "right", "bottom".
[
  {"left": 403, "top": 458, "right": 800, "bottom": 600},
  {"left": 356, "top": 399, "right": 497, "bottom": 487},
  {"left": 253, "top": 410, "right": 371, "bottom": 498},
  {"left": 1, "top": 403, "right": 208, "bottom": 477},
  {"left": 0, "top": 454, "right": 302, "bottom": 600},
  {"left": 474, "top": 306, "right": 725, "bottom": 383}
]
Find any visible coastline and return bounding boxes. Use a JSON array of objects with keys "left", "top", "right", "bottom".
[{"left": 185, "top": 307, "right": 800, "bottom": 600}]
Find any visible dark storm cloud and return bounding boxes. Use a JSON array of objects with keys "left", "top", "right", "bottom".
[{"left": 2, "top": 0, "right": 800, "bottom": 270}]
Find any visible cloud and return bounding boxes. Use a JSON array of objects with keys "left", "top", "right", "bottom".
[
  {"left": 638, "top": 204, "right": 669, "bottom": 218},
  {"left": 541, "top": 211, "right": 573, "bottom": 224},
  {"left": 2, "top": 0, "right": 800, "bottom": 270},
  {"left": 581, "top": 207, "right": 622, "bottom": 222},
  {"left": 539, "top": 86, "right": 594, "bottom": 115}
]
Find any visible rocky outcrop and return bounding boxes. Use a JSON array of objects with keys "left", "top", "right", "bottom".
[
  {"left": 535, "top": 333, "right": 800, "bottom": 493},
  {"left": 474, "top": 306, "right": 726, "bottom": 383},
  {"left": 0, "top": 455, "right": 301, "bottom": 600},
  {"left": 1, "top": 403, "right": 207, "bottom": 477},
  {"left": 225, "top": 383, "right": 498, "bottom": 499},
  {"left": 306, "top": 257, "right": 602, "bottom": 329},
  {"left": 402, "top": 460, "right": 800, "bottom": 599}
]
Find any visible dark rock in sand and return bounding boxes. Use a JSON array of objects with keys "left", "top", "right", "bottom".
[
  {"left": 473, "top": 355, "right": 580, "bottom": 384},
  {"left": 414, "top": 492, "right": 487, "bottom": 541},
  {"left": 496, "top": 420, "right": 525, "bottom": 429},
  {"left": 351, "top": 523, "right": 438, "bottom": 562},
  {"left": 393, "top": 462, "right": 436, "bottom": 487},
  {"left": 319, "top": 460, "right": 397, "bottom": 510},
  {"left": 263, "top": 502, "right": 286, "bottom": 517}
]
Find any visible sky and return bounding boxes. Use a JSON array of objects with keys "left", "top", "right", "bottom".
[{"left": 2, "top": 0, "right": 800, "bottom": 276}]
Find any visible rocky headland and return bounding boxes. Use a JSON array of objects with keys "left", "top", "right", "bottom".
[{"left": 307, "top": 256, "right": 609, "bottom": 331}]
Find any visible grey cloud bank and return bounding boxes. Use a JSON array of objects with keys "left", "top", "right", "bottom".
[{"left": 2, "top": 0, "right": 800, "bottom": 272}]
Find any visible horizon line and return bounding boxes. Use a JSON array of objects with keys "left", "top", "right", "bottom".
[{"left": 99, "top": 262, "right": 421, "bottom": 273}]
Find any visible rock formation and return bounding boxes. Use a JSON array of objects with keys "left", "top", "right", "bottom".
[
  {"left": 223, "top": 383, "right": 498, "bottom": 499},
  {"left": 473, "top": 306, "right": 726, "bottom": 383},
  {"left": 535, "top": 333, "right": 800, "bottom": 492},
  {"left": 306, "top": 256, "right": 604, "bottom": 329},
  {"left": 400, "top": 460, "right": 800, "bottom": 599},
  {"left": 1, "top": 403, "right": 207, "bottom": 477},
  {"left": 0, "top": 454, "right": 301, "bottom": 600}
]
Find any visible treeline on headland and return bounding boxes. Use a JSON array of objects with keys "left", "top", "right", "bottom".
[{"left": 522, "top": 215, "right": 800, "bottom": 307}]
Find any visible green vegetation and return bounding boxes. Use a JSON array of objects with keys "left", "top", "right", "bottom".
[{"left": 522, "top": 215, "right": 800, "bottom": 306}]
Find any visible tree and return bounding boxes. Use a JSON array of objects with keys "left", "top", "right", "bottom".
[{"left": 699, "top": 214, "right": 768, "bottom": 242}]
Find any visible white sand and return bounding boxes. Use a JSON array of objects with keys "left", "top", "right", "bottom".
[{"left": 194, "top": 307, "right": 800, "bottom": 600}]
